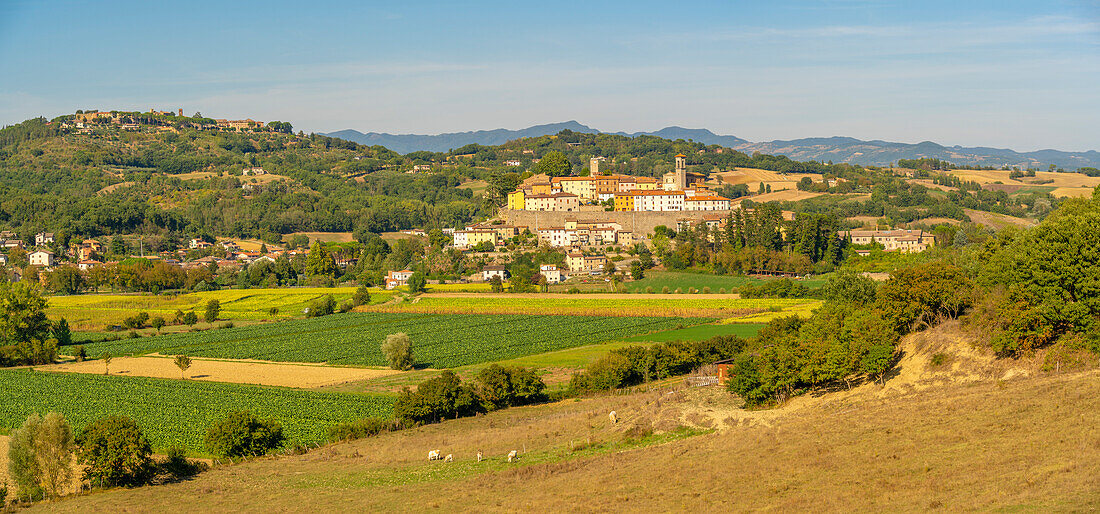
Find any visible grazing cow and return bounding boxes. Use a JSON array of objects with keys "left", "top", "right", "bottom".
[
  {"left": 507, "top": 450, "right": 518, "bottom": 463},
  {"left": 444, "top": 454, "right": 454, "bottom": 463},
  {"left": 609, "top": 411, "right": 618, "bottom": 424},
  {"left": 477, "top": 450, "right": 483, "bottom": 463},
  {"left": 428, "top": 450, "right": 440, "bottom": 461}
]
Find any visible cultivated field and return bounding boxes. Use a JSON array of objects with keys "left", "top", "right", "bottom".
[
  {"left": 283, "top": 231, "right": 354, "bottom": 244},
  {"left": 946, "top": 169, "right": 1100, "bottom": 188},
  {"left": 365, "top": 294, "right": 812, "bottom": 318},
  {"left": 48, "top": 287, "right": 387, "bottom": 330},
  {"left": 740, "top": 189, "right": 823, "bottom": 203},
  {"left": 624, "top": 322, "right": 763, "bottom": 342},
  {"left": 712, "top": 167, "right": 818, "bottom": 191},
  {"left": 61, "top": 313, "right": 695, "bottom": 369},
  {"left": 963, "top": 208, "right": 1035, "bottom": 229},
  {"left": 627, "top": 271, "right": 828, "bottom": 293},
  {"left": 1051, "top": 186, "right": 1094, "bottom": 198},
  {"left": 42, "top": 356, "right": 401, "bottom": 388},
  {"left": 0, "top": 369, "right": 394, "bottom": 453}
]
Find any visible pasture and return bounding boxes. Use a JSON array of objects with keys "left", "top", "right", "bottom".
[
  {"left": 626, "top": 271, "right": 827, "bottom": 293},
  {"left": 945, "top": 169, "right": 1100, "bottom": 188},
  {"left": 0, "top": 369, "right": 393, "bottom": 453},
  {"left": 625, "top": 322, "right": 764, "bottom": 342},
  {"left": 60, "top": 312, "right": 696, "bottom": 369}
]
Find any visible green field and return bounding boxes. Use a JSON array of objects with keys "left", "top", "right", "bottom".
[
  {"left": 48, "top": 287, "right": 395, "bottom": 331},
  {"left": 0, "top": 369, "right": 393, "bottom": 454},
  {"left": 368, "top": 295, "right": 812, "bottom": 318},
  {"left": 624, "top": 322, "right": 765, "bottom": 342},
  {"left": 626, "top": 271, "right": 828, "bottom": 293},
  {"left": 61, "top": 313, "right": 697, "bottom": 369}
]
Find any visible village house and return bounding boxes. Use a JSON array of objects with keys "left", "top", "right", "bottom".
[
  {"left": 838, "top": 229, "right": 936, "bottom": 253},
  {"left": 78, "top": 259, "right": 101, "bottom": 271},
  {"left": 481, "top": 265, "right": 509, "bottom": 282},
  {"left": 524, "top": 192, "right": 579, "bottom": 212},
  {"left": 28, "top": 250, "right": 55, "bottom": 267},
  {"left": 539, "top": 264, "right": 561, "bottom": 284},
  {"left": 0, "top": 254, "right": 7, "bottom": 266},
  {"left": 566, "top": 251, "right": 607, "bottom": 273},
  {"left": 631, "top": 190, "right": 686, "bottom": 212},
  {"left": 504, "top": 160, "right": 522, "bottom": 167},
  {"left": 385, "top": 269, "right": 414, "bottom": 290},
  {"left": 684, "top": 195, "right": 731, "bottom": 211},
  {"left": 0, "top": 239, "right": 23, "bottom": 249},
  {"left": 453, "top": 229, "right": 498, "bottom": 250},
  {"left": 35, "top": 232, "right": 55, "bottom": 246},
  {"left": 242, "top": 167, "right": 266, "bottom": 176}
]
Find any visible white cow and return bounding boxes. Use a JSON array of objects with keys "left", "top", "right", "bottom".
[
  {"left": 444, "top": 453, "right": 454, "bottom": 463},
  {"left": 609, "top": 411, "right": 618, "bottom": 424},
  {"left": 428, "top": 450, "right": 440, "bottom": 461},
  {"left": 507, "top": 450, "right": 518, "bottom": 463}
]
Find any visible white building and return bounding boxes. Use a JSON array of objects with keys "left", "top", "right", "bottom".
[
  {"left": 35, "top": 232, "right": 55, "bottom": 246},
  {"left": 386, "top": 269, "right": 414, "bottom": 289},
  {"left": 29, "top": 250, "right": 55, "bottom": 267},
  {"left": 631, "top": 191, "right": 686, "bottom": 211},
  {"left": 540, "top": 264, "right": 561, "bottom": 284},
  {"left": 481, "top": 265, "right": 509, "bottom": 282},
  {"left": 684, "top": 195, "right": 731, "bottom": 211}
]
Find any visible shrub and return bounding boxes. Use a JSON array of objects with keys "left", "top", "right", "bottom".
[
  {"left": 381, "top": 333, "right": 414, "bottom": 370},
  {"left": 719, "top": 288, "right": 726, "bottom": 294},
  {"left": 307, "top": 295, "right": 336, "bottom": 318},
  {"left": 702, "top": 287, "right": 711, "bottom": 294},
  {"left": 327, "top": 418, "right": 391, "bottom": 442},
  {"left": 645, "top": 286, "right": 654, "bottom": 294},
  {"left": 220, "top": 321, "right": 234, "bottom": 329},
  {"left": 77, "top": 416, "right": 154, "bottom": 488},
  {"left": 150, "top": 316, "right": 166, "bottom": 331},
  {"left": 930, "top": 353, "right": 949, "bottom": 367},
  {"left": 688, "top": 287, "right": 697, "bottom": 294},
  {"left": 51, "top": 318, "right": 71, "bottom": 347},
  {"left": 475, "top": 364, "right": 547, "bottom": 410},
  {"left": 204, "top": 411, "right": 284, "bottom": 458},
  {"left": 567, "top": 287, "right": 581, "bottom": 294},
  {"left": 74, "top": 345, "right": 87, "bottom": 362},
  {"left": 158, "top": 447, "right": 207, "bottom": 480},
  {"left": 128, "top": 330, "right": 140, "bottom": 339},
  {"left": 393, "top": 371, "right": 482, "bottom": 425},
  {"left": 661, "top": 286, "right": 670, "bottom": 294},
  {"left": 123, "top": 312, "right": 149, "bottom": 329},
  {"left": 407, "top": 272, "right": 427, "bottom": 293},
  {"left": 182, "top": 311, "right": 198, "bottom": 326},
  {"left": 338, "top": 300, "right": 354, "bottom": 313},
  {"left": 674, "top": 288, "right": 683, "bottom": 294}
]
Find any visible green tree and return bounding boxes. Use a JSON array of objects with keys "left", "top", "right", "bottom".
[
  {"left": 489, "top": 275, "right": 503, "bottom": 293},
  {"left": 352, "top": 285, "right": 371, "bottom": 306},
  {"left": 821, "top": 271, "right": 877, "bottom": 306},
  {"left": 0, "top": 282, "right": 54, "bottom": 366},
  {"left": 531, "top": 151, "right": 572, "bottom": 177},
  {"left": 47, "top": 267, "right": 85, "bottom": 295},
  {"left": 305, "top": 242, "right": 337, "bottom": 276},
  {"left": 182, "top": 310, "right": 198, "bottom": 326},
  {"left": 150, "top": 316, "right": 166, "bottom": 332},
  {"left": 174, "top": 354, "right": 192, "bottom": 379},
  {"left": 407, "top": 271, "right": 427, "bottom": 293},
  {"left": 77, "top": 416, "right": 154, "bottom": 488},
  {"left": 205, "top": 411, "right": 284, "bottom": 458},
  {"left": 7, "top": 412, "right": 75, "bottom": 501},
  {"left": 204, "top": 299, "right": 220, "bottom": 323},
  {"left": 381, "top": 332, "right": 414, "bottom": 370},
  {"left": 50, "top": 318, "right": 71, "bottom": 348}
]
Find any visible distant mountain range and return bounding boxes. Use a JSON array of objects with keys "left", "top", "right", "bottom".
[{"left": 323, "top": 122, "right": 1100, "bottom": 169}]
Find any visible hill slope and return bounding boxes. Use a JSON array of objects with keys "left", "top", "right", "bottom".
[{"left": 38, "top": 326, "right": 1099, "bottom": 512}]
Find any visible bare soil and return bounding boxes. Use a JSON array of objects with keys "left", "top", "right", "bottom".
[{"left": 38, "top": 356, "right": 402, "bottom": 389}]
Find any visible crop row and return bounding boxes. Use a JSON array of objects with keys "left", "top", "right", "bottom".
[
  {"left": 62, "top": 313, "right": 697, "bottom": 369},
  {"left": 0, "top": 369, "right": 393, "bottom": 454}
]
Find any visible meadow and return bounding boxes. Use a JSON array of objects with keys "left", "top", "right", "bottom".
[
  {"left": 0, "top": 368, "right": 393, "bottom": 454},
  {"left": 365, "top": 294, "right": 814, "bottom": 318},
  {"left": 61, "top": 312, "right": 696, "bottom": 369},
  {"left": 625, "top": 322, "right": 764, "bottom": 342}
]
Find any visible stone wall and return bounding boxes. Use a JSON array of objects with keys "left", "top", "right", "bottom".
[{"left": 501, "top": 209, "right": 733, "bottom": 235}]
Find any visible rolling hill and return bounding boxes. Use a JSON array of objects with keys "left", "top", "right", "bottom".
[{"left": 325, "top": 123, "right": 1100, "bottom": 169}]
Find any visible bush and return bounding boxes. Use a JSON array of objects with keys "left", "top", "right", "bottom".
[
  {"left": 204, "top": 411, "right": 284, "bottom": 458},
  {"left": 674, "top": 288, "right": 683, "bottom": 294},
  {"left": 123, "top": 311, "right": 149, "bottom": 329},
  {"left": 77, "top": 416, "right": 154, "bottom": 488},
  {"left": 338, "top": 300, "right": 354, "bottom": 313},
  {"left": 930, "top": 353, "right": 949, "bottom": 367},
  {"left": 475, "top": 364, "right": 547, "bottom": 410},
  {"left": 645, "top": 286, "right": 654, "bottom": 294},
  {"left": 393, "top": 371, "right": 482, "bottom": 425},
  {"left": 661, "top": 286, "right": 670, "bottom": 294},
  {"left": 719, "top": 288, "right": 726, "bottom": 294},
  {"left": 307, "top": 295, "right": 337, "bottom": 318},
  {"left": 327, "top": 418, "right": 391, "bottom": 442},
  {"left": 74, "top": 345, "right": 87, "bottom": 362},
  {"left": 381, "top": 333, "right": 414, "bottom": 370},
  {"left": 567, "top": 287, "right": 581, "bottom": 294},
  {"left": 150, "top": 316, "right": 166, "bottom": 331},
  {"left": 181, "top": 311, "right": 198, "bottom": 326},
  {"left": 702, "top": 287, "right": 711, "bottom": 294},
  {"left": 571, "top": 336, "right": 748, "bottom": 393},
  {"left": 51, "top": 318, "right": 71, "bottom": 347},
  {"left": 407, "top": 272, "right": 427, "bottom": 293},
  {"left": 158, "top": 447, "right": 207, "bottom": 480}
]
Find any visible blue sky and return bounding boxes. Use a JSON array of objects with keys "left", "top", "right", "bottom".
[{"left": 1, "top": 0, "right": 1098, "bottom": 150}]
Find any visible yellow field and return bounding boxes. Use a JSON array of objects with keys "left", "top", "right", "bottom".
[
  {"left": 741, "top": 189, "right": 823, "bottom": 203},
  {"left": 48, "top": 287, "right": 389, "bottom": 330},
  {"left": 712, "top": 167, "right": 818, "bottom": 192},
  {"left": 947, "top": 169, "right": 1100, "bottom": 188},
  {"left": 283, "top": 232, "right": 354, "bottom": 244},
  {"left": 1051, "top": 187, "right": 1094, "bottom": 198}
]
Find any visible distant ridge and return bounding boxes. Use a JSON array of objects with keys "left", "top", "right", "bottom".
[{"left": 323, "top": 122, "right": 1100, "bottom": 169}]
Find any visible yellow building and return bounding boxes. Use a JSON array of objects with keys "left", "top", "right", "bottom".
[
  {"left": 507, "top": 190, "right": 526, "bottom": 210},
  {"left": 530, "top": 182, "right": 553, "bottom": 195},
  {"left": 613, "top": 191, "right": 635, "bottom": 211}
]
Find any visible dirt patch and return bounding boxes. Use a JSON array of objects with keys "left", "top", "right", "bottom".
[
  {"left": 97, "top": 181, "right": 134, "bottom": 194},
  {"left": 40, "top": 356, "right": 403, "bottom": 389},
  {"left": 419, "top": 292, "right": 742, "bottom": 300},
  {"left": 284, "top": 232, "right": 354, "bottom": 244},
  {"left": 746, "top": 190, "right": 822, "bottom": 203}
]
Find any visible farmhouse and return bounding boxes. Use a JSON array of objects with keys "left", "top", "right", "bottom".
[
  {"left": 35, "top": 232, "right": 55, "bottom": 246},
  {"left": 481, "top": 265, "right": 509, "bottom": 282},
  {"left": 839, "top": 229, "right": 936, "bottom": 253},
  {"left": 386, "top": 269, "right": 414, "bottom": 289},
  {"left": 453, "top": 229, "right": 498, "bottom": 249},
  {"left": 566, "top": 251, "right": 607, "bottom": 272}
]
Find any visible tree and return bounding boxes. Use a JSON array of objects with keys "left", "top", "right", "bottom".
[
  {"left": 381, "top": 332, "right": 414, "bottom": 370},
  {"left": 204, "top": 299, "right": 220, "bottom": 323},
  {"left": 47, "top": 267, "right": 84, "bottom": 295},
  {"left": 77, "top": 416, "right": 154, "bottom": 488},
  {"left": 305, "top": 242, "right": 337, "bottom": 277},
  {"left": 182, "top": 311, "right": 198, "bottom": 326},
  {"left": 630, "top": 261, "right": 644, "bottom": 280},
  {"left": 489, "top": 275, "right": 503, "bottom": 293},
  {"left": 0, "top": 282, "right": 55, "bottom": 366},
  {"left": 352, "top": 285, "right": 371, "bottom": 306},
  {"left": 531, "top": 151, "right": 572, "bottom": 177},
  {"left": 174, "top": 354, "right": 192, "bottom": 379},
  {"left": 821, "top": 271, "right": 877, "bottom": 306},
  {"left": 306, "top": 295, "right": 336, "bottom": 317},
  {"left": 150, "top": 316, "right": 166, "bottom": 332},
  {"left": 205, "top": 411, "right": 284, "bottom": 458},
  {"left": 51, "top": 318, "right": 71, "bottom": 348},
  {"left": 407, "top": 271, "right": 427, "bottom": 293},
  {"left": 877, "top": 262, "right": 972, "bottom": 333},
  {"left": 101, "top": 353, "right": 111, "bottom": 375},
  {"left": 7, "top": 412, "right": 75, "bottom": 501}
]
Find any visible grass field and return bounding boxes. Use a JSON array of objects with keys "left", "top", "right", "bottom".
[
  {"left": 625, "top": 322, "right": 764, "bottom": 342},
  {"left": 365, "top": 294, "right": 813, "bottom": 318},
  {"left": 48, "top": 287, "right": 394, "bottom": 331},
  {"left": 626, "top": 271, "right": 828, "bottom": 293},
  {"left": 0, "top": 369, "right": 393, "bottom": 454},
  {"left": 60, "top": 312, "right": 698, "bottom": 369}
]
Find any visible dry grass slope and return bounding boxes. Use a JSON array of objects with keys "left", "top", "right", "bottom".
[{"left": 29, "top": 323, "right": 1100, "bottom": 512}]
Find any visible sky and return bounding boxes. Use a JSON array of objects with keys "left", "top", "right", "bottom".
[{"left": 1, "top": 0, "right": 1098, "bottom": 151}]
